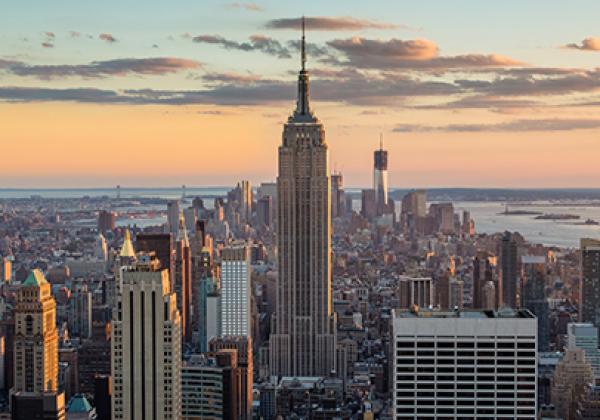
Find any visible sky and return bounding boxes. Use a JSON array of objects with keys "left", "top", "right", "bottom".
[{"left": 2, "top": 0, "right": 600, "bottom": 188}]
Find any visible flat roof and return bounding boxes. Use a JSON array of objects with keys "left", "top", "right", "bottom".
[{"left": 395, "top": 308, "right": 535, "bottom": 319}]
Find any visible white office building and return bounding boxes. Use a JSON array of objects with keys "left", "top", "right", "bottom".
[
  {"left": 220, "top": 244, "right": 251, "bottom": 337},
  {"left": 392, "top": 308, "right": 537, "bottom": 419},
  {"left": 111, "top": 255, "right": 182, "bottom": 420}
]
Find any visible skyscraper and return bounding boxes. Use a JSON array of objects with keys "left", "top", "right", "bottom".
[
  {"left": 580, "top": 238, "right": 600, "bottom": 327},
  {"left": 373, "top": 135, "right": 388, "bottom": 214},
  {"left": 500, "top": 231, "right": 518, "bottom": 308},
  {"left": 330, "top": 172, "right": 345, "bottom": 219},
  {"left": 167, "top": 200, "right": 180, "bottom": 238},
  {"left": 237, "top": 180, "right": 252, "bottom": 223},
  {"left": 521, "top": 255, "right": 550, "bottom": 351},
  {"left": 68, "top": 283, "right": 92, "bottom": 339},
  {"left": 209, "top": 336, "right": 253, "bottom": 420},
  {"left": 269, "top": 19, "right": 337, "bottom": 377},
  {"left": 181, "top": 351, "right": 239, "bottom": 420},
  {"left": 552, "top": 348, "right": 594, "bottom": 420},
  {"left": 13, "top": 270, "right": 59, "bottom": 393},
  {"left": 111, "top": 254, "right": 182, "bottom": 420},
  {"left": 97, "top": 210, "right": 116, "bottom": 233},
  {"left": 135, "top": 232, "right": 174, "bottom": 287},
  {"left": 220, "top": 244, "right": 251, "bottom": 337},
  {"left": 567, "top": 323, "right": 600, "bottom": 379},
  {"left": 360, "top": 189, "right": 377, "bottom": 220},
  {"left": 12, "top": 269, "right": 65, "bottom": 420},
  {"left": 397, "top": 276, "right": 434, "bottom": 309},
  {"left": 472, "top": 251, "right": 492, "bottom": 309},
  {"left": 392, "top": 307, "right": 537, "bottom": 419},
  {"left": 175, "top": 214, "right": 192, "bottom": 343}
]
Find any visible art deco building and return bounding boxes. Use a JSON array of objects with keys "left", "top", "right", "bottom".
[
  {"left": 12, "top": 269, "right": 65, "bottom": 419},
  {"left": 269, "top": 19, "right": 336, "bottom": 377},
  {"left": 13, "top": 269, "right": 59, "bottom": 393},
  {"left": 111, "top": 254, "right": 182, "bottom": 420}
]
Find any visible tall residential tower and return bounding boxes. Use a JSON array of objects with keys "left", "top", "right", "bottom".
[{"left": 269, "top": 18, "right": 336, "bottom": 377}]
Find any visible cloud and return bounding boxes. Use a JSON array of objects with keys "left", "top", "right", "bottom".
[
  {"left": 454, "top": 69, "right": 600, "bottom": 96},
  {"left": 287, "top": 39, "right": 335, "bottom": 59},
  {"left": 563, "top": 37, "right": 600, "bottom": 52},
  {"left": 197, "top": 110, "right": 230, "bottom": 115},
  {"left": 0, "top": 70, "right": 459, "bottom": 106},
  {"left": 418, "top": 95, "right": 539, "bottom": 112},
  {"left": 99, "top": 33, "right": 117, "bottom": 43},
  {"left": 266, "top": 16, "right": 399, "bottom": 31},
  {"left": 393, "top": 118, "right": 600, "bottom": 133},
  {"left": 0, "top": 57, "right": 201, "bottom": 79},
  {"left": 41, "top": 42, "right": 54, "bottom": 48},
  {"left": 201, "top": 72, "right": 263, "bottom": 85},
  {"left": 327, "top": 37, "right": 522, "bottom": 69},
  {"left": 192, "top": 34, "right": 291, "bottom": 58},
  {"left": 225, "top": 2, "right": 263, "bottom": 11}
]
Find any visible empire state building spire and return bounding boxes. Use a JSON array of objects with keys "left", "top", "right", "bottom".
[{"left": 293, "top": 16, "right": 314, "bottom": 121}]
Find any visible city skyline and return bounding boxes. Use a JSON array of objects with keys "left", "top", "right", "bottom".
[{"left": 3, "top": 0, "right": 600, "bottom": 188}]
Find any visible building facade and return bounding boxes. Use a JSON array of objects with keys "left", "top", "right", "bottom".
[
  {"left": 392, "top": 308, "right": 537, "bottom": 419},
  {"left": 500, "top": 231, "right": 518, "bottom": 308},
  {"left": 269, "top": 21, "right": 336, "bottom": 377},
  {"left": 13, "top": 270, "right": 59, "bottom": 394},
  {"left": 181, "top": 351, "right": 239, "bottom": 420},
  {"left": 220, "top": 244, "right": 251, "bottom": 337},
  {"left": 111, "top": 256, "right": 182, "bottom": 420},
  {"left": 580, "top": 238, "right": 600, "bottom": 327}
]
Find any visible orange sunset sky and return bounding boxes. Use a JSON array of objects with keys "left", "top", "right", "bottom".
[{"left": 2, "top": 0, "right": 600, "bottom": 188}]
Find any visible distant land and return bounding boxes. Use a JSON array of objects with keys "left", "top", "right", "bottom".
[
  {"left": 2, "top": 187, "right": 600, "bottom": 202},
  {"left": 387, "top": 188, "right": 600, "bottom": 202}
]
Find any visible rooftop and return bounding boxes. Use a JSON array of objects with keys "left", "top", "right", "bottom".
[
  {"left": 395, "top": 307, "right": 535, "bottom": 319},
  {"left": 22, "top": 269, "right": 48, "bottom": 287},
  {"left": 67, "top": 394, "right": 93, "bottom": 413}
]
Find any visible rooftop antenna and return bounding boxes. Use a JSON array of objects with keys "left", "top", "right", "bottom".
[
  {"left": 301, "top": 16, "right": 306, "bottom": 71},
  {"left": 380, "top": 132, "right": 384, "bottom": 150}
]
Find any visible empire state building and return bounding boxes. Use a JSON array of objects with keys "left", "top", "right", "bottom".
[{"left": 269, "top": 19, "right": 337, "bottom": 377}]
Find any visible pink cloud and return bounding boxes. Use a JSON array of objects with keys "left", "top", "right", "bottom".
[{"left": 564, "top": 37, "right": 600, "bottom": 51}]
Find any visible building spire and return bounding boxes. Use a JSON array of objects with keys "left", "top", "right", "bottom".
[
  {"left": 380, "top": 132, "right": 384, "bottom": 150},
  {"left": 293, "top": 15, "right": 313, "bottom": 120},
  {"left": 301, "top": 16, "right": 306, "bottom": 71}
]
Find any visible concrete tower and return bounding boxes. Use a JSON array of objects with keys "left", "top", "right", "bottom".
[{"left": 269, "top": 17, "right": 336, "bottom": 377}]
